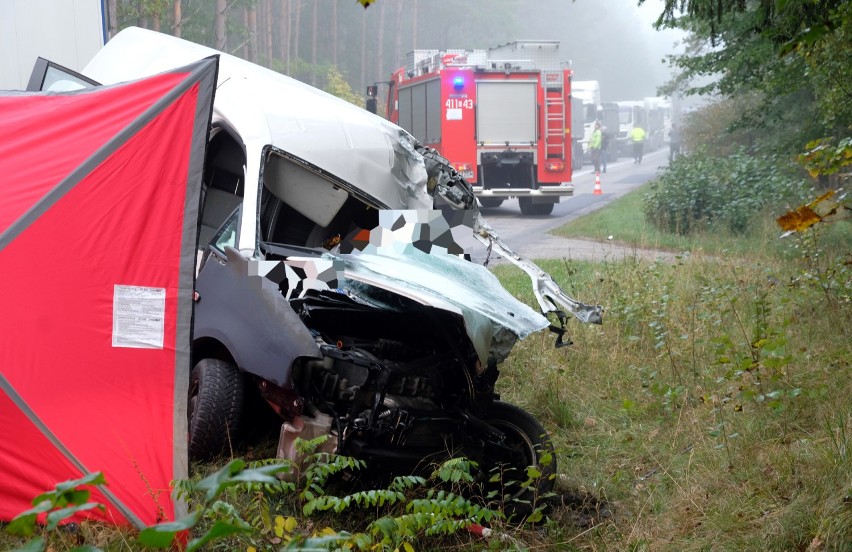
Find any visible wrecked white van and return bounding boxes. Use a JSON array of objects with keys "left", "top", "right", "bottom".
[{"left": 36, "top": 27, "right": 601, "bottom": 519}]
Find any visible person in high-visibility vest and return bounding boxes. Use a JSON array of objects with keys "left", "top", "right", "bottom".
[
  {"left": 589, "top": 121, "right": 603, "bottom": 173},
  {"left": 630, "top": 125, "right": 646, "bottom": 164}
]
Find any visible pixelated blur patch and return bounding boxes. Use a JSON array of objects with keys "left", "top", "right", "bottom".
[
  {"left": 248, "top": 257, "right": 343, "bottom": 299},
  {"left": 282, "top": 258, "right": 341, "bottom": 299},
  {"left": 349, "top": 228, "right": 372, "bottom": 250},
  {"left": 340, "top": 209, "right": 476, "bottom": 258}
]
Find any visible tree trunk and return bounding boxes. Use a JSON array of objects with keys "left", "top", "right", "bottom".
[
  {"left": 360, "top": 9, "right": 366, "bottom": 92},
  {"left": 215, "top": 0, "right": 226, "bottom": 51},
  {"left": 256, "top": 0, "right": 268, "bottom": 64},
  {"left": 376, "top": 2, "right": 386, "bottom": 88},
  {"left": 108, "top": 0, "right": 118, "bottom": 38},
  {"left": 310, "top": 0, "right": 317, "bottom": 85},
  {"left": 265, "top": 0, "right": 273, "bottom": 66},
  {"left": 270, "top": 0, "right": 277, "bottom": 65},
  {"left": 279, "top": 0, "right": 290, "bottom": 72},
  {"left": 248, "top": 5, "right": 258, "bottom": 63},
  {"left": 394, "top": 0, "right": 403, "bottom": 74},
  {"left": 173, "top": 0, "right": 181, "bottom": 37},
  {"left": 284, "top": 0, "right": 293, "bottom": 75},
  {"left": 412, "top": 0, "right": 419, "bottom": 51},
  {"left": 293, "top": 0, "right": 301, "bottom": 62},
  {"left": 331, "top": 0, "right": 338, "bottom": 67},
  {"left": 241, "top": 6, "right": 249, "bottom": 58}
]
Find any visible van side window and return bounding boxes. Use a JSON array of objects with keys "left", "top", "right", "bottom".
[{"left": 212, "top": 207, "right": 240, "bottom": 253}]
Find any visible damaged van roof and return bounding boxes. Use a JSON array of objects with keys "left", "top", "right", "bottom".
[{"left": 83, "top": 27, "right": 431, "bottom": 211}]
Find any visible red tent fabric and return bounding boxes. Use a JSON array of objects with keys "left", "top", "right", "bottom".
[{"left": 0, "top": 57, "right": 217, "bottom": 527}]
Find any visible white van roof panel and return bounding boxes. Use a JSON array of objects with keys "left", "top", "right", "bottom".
[{"left": 83, "top": 27, "right": 431, "bottom": 211}]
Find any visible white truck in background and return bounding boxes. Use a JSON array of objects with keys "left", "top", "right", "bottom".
[
  {"left": 613, "top": 100, "right": 646, "bottom": 158},
  {"left": 643, "top": 96, "right": 672, "bottom": 150},
  {"left": 612, "top": 97, "right": 673, "bottom": 156},
  {"left": 570, "top": 96, "right": 586, "bottom": 169},
  {"left": 571, "top": 80, "right": 602, "bottom": 163},
  {"left": 0, "top": 0, "right": 107, "bottom": 90}
]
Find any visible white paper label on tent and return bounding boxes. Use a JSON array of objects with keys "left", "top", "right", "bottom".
[{"left": 112, "top": 285, "right": 166, "bottom": 349}]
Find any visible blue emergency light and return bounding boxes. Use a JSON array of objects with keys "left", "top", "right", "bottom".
[{"left": 453, "top": 76, "right": 465, "bottom": 90}]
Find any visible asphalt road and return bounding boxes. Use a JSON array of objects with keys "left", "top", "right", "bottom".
[{"left": 472, "top": 148, "right": 672, "bottom": 263}]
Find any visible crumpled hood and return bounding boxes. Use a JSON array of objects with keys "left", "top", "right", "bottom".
[
  {"left": 339, "top": 247, "right": 548, "bottom": 365},
  {"left": 263, "top": 207, "right": 549, "bottom": 365}
]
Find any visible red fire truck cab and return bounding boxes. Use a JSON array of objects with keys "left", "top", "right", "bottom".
[{"left": 385, "top": 41, "right": 574, "bottom": 216}]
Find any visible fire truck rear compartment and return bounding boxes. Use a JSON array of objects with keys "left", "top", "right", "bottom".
[{"left": 479, "top": 150, "right": 535, "bottom": 190}]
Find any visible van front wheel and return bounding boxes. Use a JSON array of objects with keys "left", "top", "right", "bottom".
[
  {"left": 477, "top": 402, "right": 556, "bottom": 523},
  {"left": 188, "top": 358, "right": 244, "bottom": 460}
]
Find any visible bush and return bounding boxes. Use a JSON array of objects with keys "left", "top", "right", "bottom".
[{"left": 643, "top": 147, "right": 811, "bottom": 235}]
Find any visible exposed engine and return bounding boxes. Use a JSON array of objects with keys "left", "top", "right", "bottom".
[{"left": 288, "top": 290, "right": 490, "bottom": 463}]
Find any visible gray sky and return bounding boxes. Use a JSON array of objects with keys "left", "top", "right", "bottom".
[{"left": 512, "top": 0, "right": 686, "bottom": 101}]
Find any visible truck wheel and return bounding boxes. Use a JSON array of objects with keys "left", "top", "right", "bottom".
[
  {"left": 478, "top": 197, "right": 504, "bottom": 209},
  {"left": 188, "top": 358, "right": 245, "bottom": 460},
  {"left": 479, "top": 402, "right": 556, "bottom": 523},
  {"left": 519, "top": 198, "right": 554, "bottom": 216}
]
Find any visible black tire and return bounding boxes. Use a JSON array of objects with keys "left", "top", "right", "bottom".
[
  {"left": 188, "top": 358, "right": 245, "bottom": 460},
  {"left": 478, "top": 402, "right": 557, "bottom": 522},
  {"left": 518, "top": 197, "right": 555, "bottom": 216},
  {"left": 478, "top": 197, "right": 505, "bottom": 209}
]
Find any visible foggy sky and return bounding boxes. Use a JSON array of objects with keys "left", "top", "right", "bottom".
[
  {"left": 346, "top": 0, "right": 686, "bottom": 103},
  {"left": 512, "top": 0, "right": 685, "bottom": 102}
]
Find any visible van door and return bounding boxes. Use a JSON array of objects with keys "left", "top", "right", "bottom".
[{"left": 27, "top": 57, "right": 100, "bottom": 91}]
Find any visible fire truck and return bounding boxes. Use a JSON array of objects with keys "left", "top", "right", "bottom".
[{"left": 383, "top": 41, "right": 575, "bottom": 216}]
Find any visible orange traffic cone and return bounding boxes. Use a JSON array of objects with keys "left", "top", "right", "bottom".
[{"left": 593, "top": 171, "right": 602, "bottom": 195}]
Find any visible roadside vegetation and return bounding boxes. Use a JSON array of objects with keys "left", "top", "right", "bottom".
[{"left": 498, "top": 197, "right": 851, "bottom": 550}]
